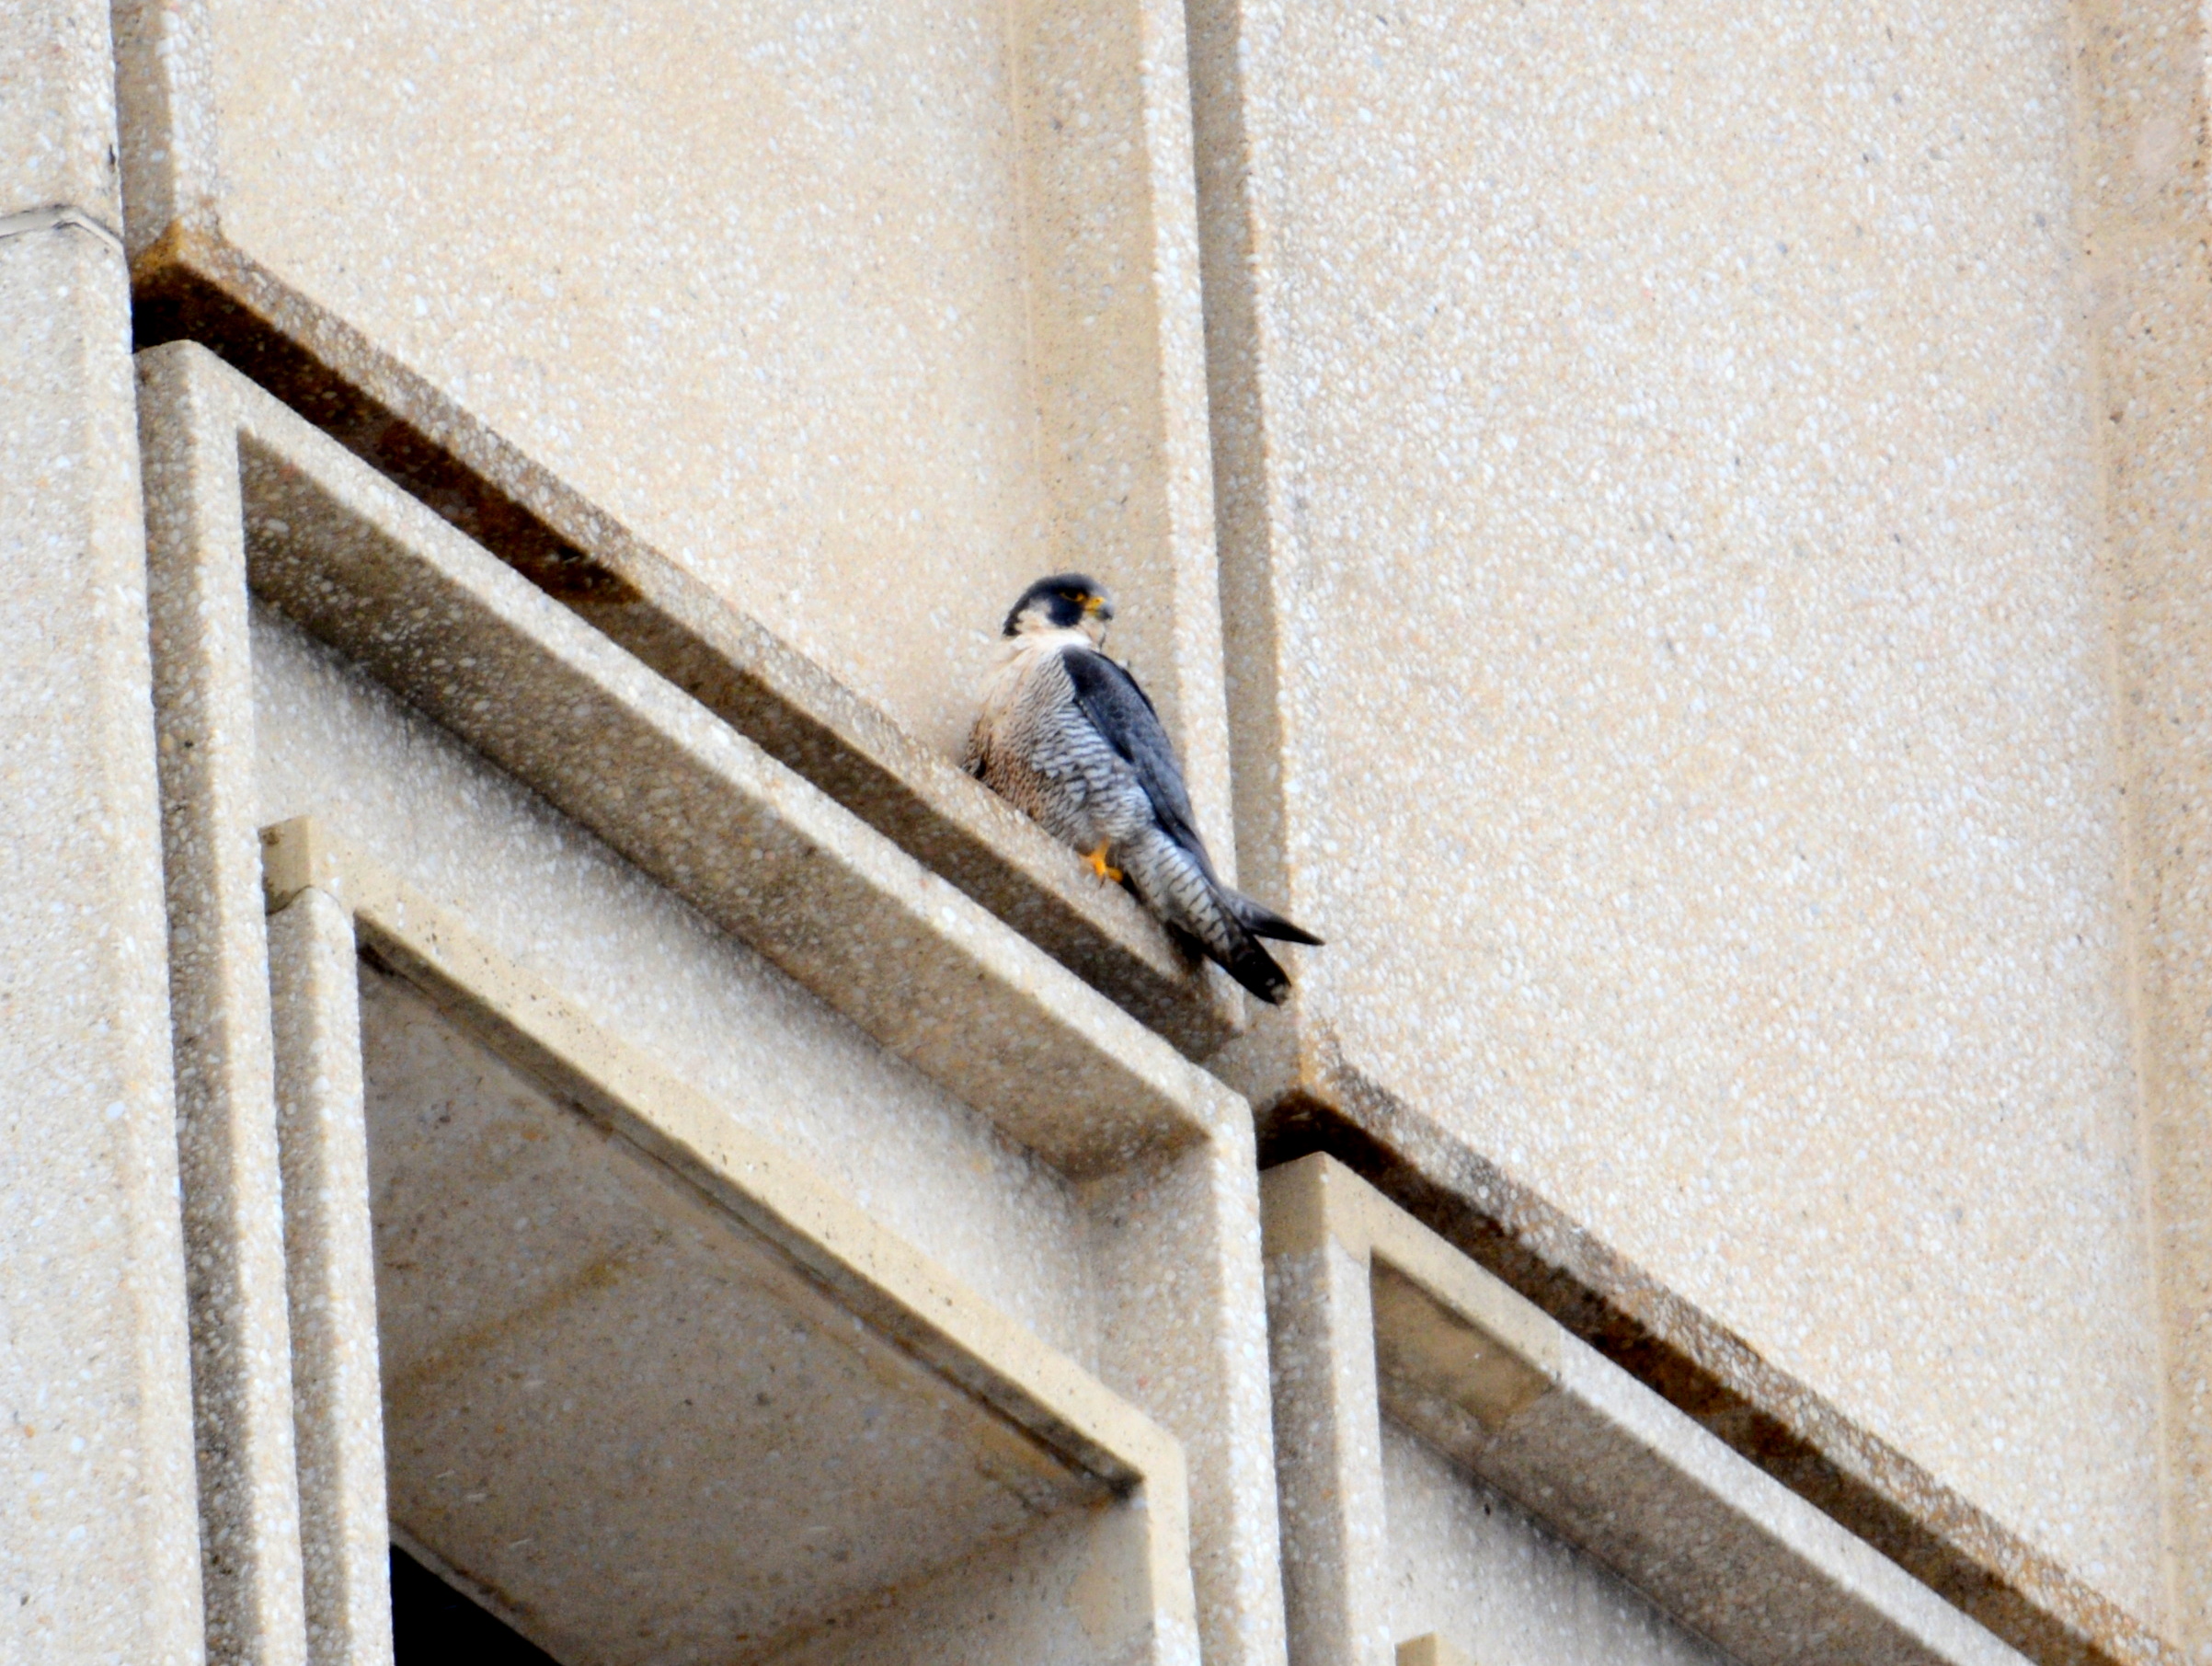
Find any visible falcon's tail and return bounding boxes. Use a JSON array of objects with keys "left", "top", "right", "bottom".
[
  {"left": 1128, "top": 832, "right": 1320, "bottom": 1005},
  {"left": 1227, "top": 891, "right": 1324, "bottom": 947}
]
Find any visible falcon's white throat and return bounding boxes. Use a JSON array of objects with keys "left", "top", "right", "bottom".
[{"left": 975, "top": 626, "right": 1093, "bottom": 735}]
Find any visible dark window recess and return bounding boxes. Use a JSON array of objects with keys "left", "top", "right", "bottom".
[{"left": 389, "top": 1544, "right": 564, "bottom": 1666}]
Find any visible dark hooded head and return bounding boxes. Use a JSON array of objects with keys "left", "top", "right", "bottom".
[{"left": 1002, "top": 573, "right": 1116, "bottom": 645}]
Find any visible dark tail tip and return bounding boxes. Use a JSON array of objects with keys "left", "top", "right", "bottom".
[
  {"left": 1222, "top": 937, "right": 1292, "bottom": 1005},
  {"left": 1232, "top": 892, "right": 1324, "bottom": 948}
]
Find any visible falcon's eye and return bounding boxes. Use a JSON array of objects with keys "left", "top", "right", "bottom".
[{"left": 1060, "top": 591, "right": 1083, "bottom": 603}]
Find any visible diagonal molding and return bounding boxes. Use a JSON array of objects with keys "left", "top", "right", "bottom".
[
  {"left": 1255, "top": 1038, "right": 2184, "bottom": 1666},
  {"left": 140, "top": 339, "right": 1236, "bottom": 1181},
  {"left": 130, "top": 224, "right": 1242, "bottom": 1058},
  {"left": 1265, "top": 1154, "right": 2034, "bottom": 1666}
]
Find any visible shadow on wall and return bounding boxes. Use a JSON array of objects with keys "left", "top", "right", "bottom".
[{"left": 390, "top": 1544, "right": 559, "bottom": 1666}]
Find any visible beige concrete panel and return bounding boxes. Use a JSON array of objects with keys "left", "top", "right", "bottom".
[
  {"left": 273, "top": 825, "right": 1186, "bottom": 1505},
  {"left": 249, "top": 647, "right": 1283, "bottom": 1660},
  {"left": 1217, "top": 0, "right": 2164, "bottom": 1622},
  {"left": 265, "top": 892, "right": 392, "bottom": 1666},
  {"left": 132, "top": 345, "right": 1105, "bottom": 1366},
  {"left": 284, "top": 841, "right": 1198, "bottom": 1663},
  {"left": 111, "top": 0, "right": 218, "bottom": 255},
  {"left": 1011, "top": 0, "right": 1234, "bottom": 874},
  {"left": 1263, "top": 1233, "right": 1393, "bottom": 1666},
  {"left": 1182, "top": 0, "right": 1298, "bottom": 925},
  {"left": 121, "top": 278, "right": 1240, "bottom": 1059},
  {"left": 1083, "top": 1132, "right": 1290, "bottom": 1666},
  {"left": 138, "top": 339, "right": 310, "bottom": 1666},
  {"left": 2068, "top": 0, "right": 2212, "bottom": 1643},
  {"left": 0, "top": 193, "right": 201, "bottom": 1664},
  {"left": 763, "top": 1503, "right": 1197, "bottom": 1666},
  {"left": 115, "top": 19, "right": 1243, "bottom": 1051},
  {"left": 206, "top": 0, "right": 1049, "bottom": 765},
  {"left": 361, "top": 971, "right": 1111, "bottom": 1664},
  {"left": 125, "top": 0, "right": 1233, "bottom": 838},
  {"left": 246, "top": 600, "right": 1109, "bottom": 1370},
  {"left": 140, "top": 342, "right": 1280, "bottom": 1664}
]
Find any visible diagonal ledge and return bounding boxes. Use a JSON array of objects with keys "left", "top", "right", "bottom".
[
  {"left": 144, "top": 339, "right": 1244, "bottom": 1180},
  {"left": 1265, "top": 1154, "right": 2031, "bottom": 1666},
  {"left": 131, "top": 223, "right": 1242, "bottom": 1058},
  {"left": 1254, "top": 1037, "right": 2183, "bottom": 1666}
]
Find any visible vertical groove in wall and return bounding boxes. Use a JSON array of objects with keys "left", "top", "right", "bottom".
[
  {"left": 1182, "top": 0, "right": 1292, "bottom": 926},
  {"left": 2067, "top": 0, "right": 2212, "bottom": 1643}
]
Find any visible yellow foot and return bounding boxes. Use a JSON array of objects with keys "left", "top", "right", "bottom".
[{"left": 1083, "top": 844, "right": 1124, "bottom": 884}]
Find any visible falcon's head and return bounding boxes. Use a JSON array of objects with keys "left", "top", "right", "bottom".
[{"left": 1003, "top": 573, "right": 1115, "bottom": 648}]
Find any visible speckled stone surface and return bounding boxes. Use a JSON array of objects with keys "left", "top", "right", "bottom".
[
  {"left": 1, "top": 0, "right": 123, "bottom": 230},
  {"left": 1262, "top": 1155, "right": 2034, "bottom": 1666},
  {"left": 250, "top": 602, "right": 1112, "bottom": 1361},
  {"left": 267, "top": 891, "right": 392, "bottom": 1666},
  {"left": 1205, "top": 0, "right": 2166, "bottom": 1628},
  {"left": 360, "top": 970, "right": 1116, "bottom": 1665},
  {"left": 0, "top": 11, "right": 201, "bottom": 1657},
  {"left": 247, "top": 598, "right": 1282, "bottom": 1666},
  {"left": 93, "top": 0, "right": 2206, "bottom": 1659},
  {"left": 766, "top": 1505, "right": 1194, "bottom": 1666},
  {"left": 140, "top": 339, "right": 311, "bottom": 1666}
]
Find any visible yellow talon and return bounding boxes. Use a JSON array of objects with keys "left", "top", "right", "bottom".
[{"left": 1083, "top": 844, "right": 1124, "bottom": 884}]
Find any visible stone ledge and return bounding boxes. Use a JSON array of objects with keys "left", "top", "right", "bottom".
[
  {"left": 132, "top": 225, "right": 1242, "bottom": 1058},
  {"left": 1266, "top": 1154, "right": 2033, "bottom": 1666},
  {"left": 1254, "top": 1045, "right": 2183, "bottom": 1666},
  {"left": 148, "top": 339, "right": 1250, "bottom": 1179}
]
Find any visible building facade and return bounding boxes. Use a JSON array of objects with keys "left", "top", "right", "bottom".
[{"left": 3, "top": 0, "right": 2206, "bottom": 1662}]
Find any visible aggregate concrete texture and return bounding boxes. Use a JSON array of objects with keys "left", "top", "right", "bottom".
[
  {"left": 266, "top": 891, "right": 392, "bottom": 1666},
  {"left": 0, "top": 6, "right": 201, "bottom": 1660},
  {"left": 274, "top": 845, "right": 1198, "bottom": 1666},
  {"left": 1381, "top": 1426, "right": 1732, "bottom": 1666},
  {"left": 1207, "top": 0, "right": 2169, "bottom": 1626},
  {"left": 61, "top": 0, "right": 2210, "bottom": 1660}
]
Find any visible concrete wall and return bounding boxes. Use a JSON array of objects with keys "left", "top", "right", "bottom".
[
  {"left": 3, "top": 0, "right": 2200, "bottom": 1659},
  {"left": 1203, "top": 0, "right": 2179, "bottom": 1628},
  {"left": 167, "top": 0, "right": 1233, "bottom": 867}
]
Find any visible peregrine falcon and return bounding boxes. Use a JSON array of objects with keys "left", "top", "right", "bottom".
[{"left": 964, "top": 572, "right": 1322, "bottom": 1004}]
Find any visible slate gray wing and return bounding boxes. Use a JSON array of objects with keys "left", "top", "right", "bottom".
[{"left": 1058, "top": 646, "right": 1209, "bottom": 864}]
